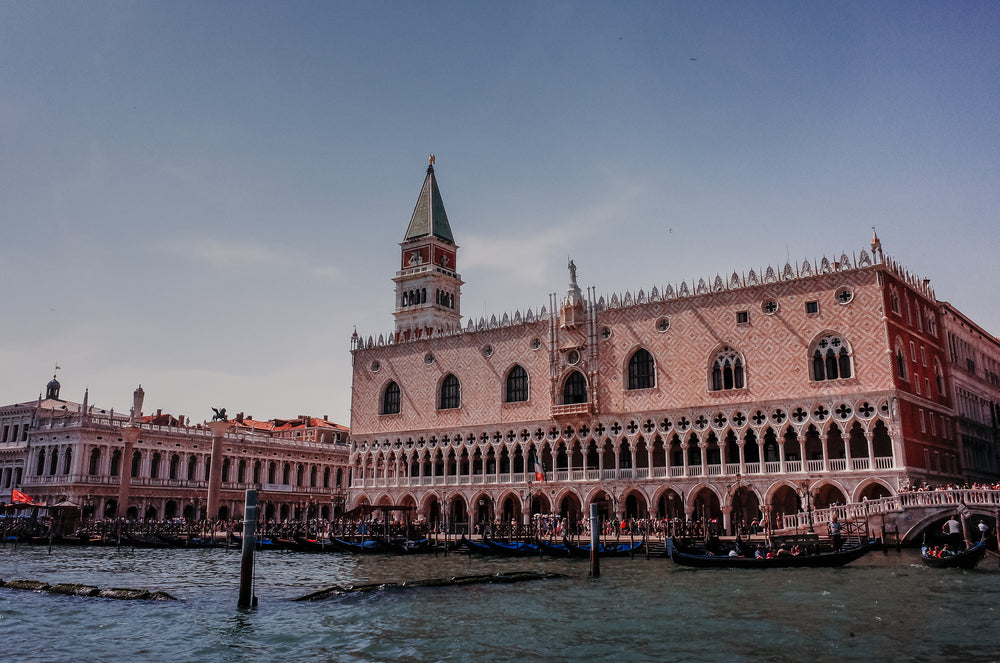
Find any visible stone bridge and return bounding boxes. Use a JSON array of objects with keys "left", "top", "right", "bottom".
[{"left": 780, "top": 488, "right": 1000, "bottom": 545}]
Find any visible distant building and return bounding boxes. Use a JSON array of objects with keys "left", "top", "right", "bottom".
[
  {"left": 939, "top": 303, "right": 1000, "bottom": 483},
  {"left": 0, "top": 377, "right": 350, "bottom": 522},
  {"left": 347, "top": 161, "right": 998, "bottom": 534}
]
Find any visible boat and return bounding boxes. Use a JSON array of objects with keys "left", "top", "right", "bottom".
[
  {"left": 484, "top": 539, "right": 540, "bottom": 556},
  {"left": 294, "top": 537, "right": 339, "bottom": 553},
  {"left": 539, "top": 539, "right": 644, "bottom": 557},
  {"left": 564, "top": 540, "right": 645, "bottom": 558},
  {"left": 329, "top": 538, "right": 388, "bottom": 554},
  {"left": 921, "top": 540, "right": 986, "bottom": 570},
  {"left": 669, "top": 541, "right": 873, "bottom": 568},
  {"left": 375, "top": 537, "right": 439, "bottom": 554},
  {"left": 461, "top": 536, "right": 494, "bottom": 554}
]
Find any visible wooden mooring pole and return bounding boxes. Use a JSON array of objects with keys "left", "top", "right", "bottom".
[
  {"left": 238, "top": 489, "right": 258, "bottom": 610},
  {"left": 589, "top": 503, "right": 600, "bottom": 578}
]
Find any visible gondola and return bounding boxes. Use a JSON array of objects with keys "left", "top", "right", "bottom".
[
  {"left": 329, "top": 537, "right": 388, "bottom": 553},
  {"left": 376, "top": 537, "right": 439, "bottom": 554},
  {"left": 921, "top": 539, "right": 986, "bottom": 570},
  {"left": 484, "top": 539, "right": 540, "bottom": 556},
  {"left": 294, "top": 536, "right": 339, "bottom": 553},
  {"left": 564, "top": 540, "right": 645, "bottom": 558},
  {"left": 461, "top": 536, "right": 494, "bottom": 554},
  {"left": 670, "top": 541, "right": 872, "bottom": 568}
]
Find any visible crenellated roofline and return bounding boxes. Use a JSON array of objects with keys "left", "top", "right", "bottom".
[{"left": 353, "top": 244, "right": 936, "bottom": 352}]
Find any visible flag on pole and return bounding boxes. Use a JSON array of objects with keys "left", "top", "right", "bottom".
[
  {"left": 532, "top": 453, "right": 546, "bottom": 482},
  {"left": 11, "top": 489, "right": 33, "bottom": 504}
]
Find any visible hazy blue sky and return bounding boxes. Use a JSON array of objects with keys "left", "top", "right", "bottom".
[{"left": 2, "top": 2, "right": 998, "bottom": 424}]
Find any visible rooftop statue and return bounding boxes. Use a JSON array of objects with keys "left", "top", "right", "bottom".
[{"left": 211, "top": 407, "right": 228, "bottom": 422}]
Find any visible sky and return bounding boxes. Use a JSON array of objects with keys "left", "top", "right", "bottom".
[{"left": 2, "top": 2, "right": 998, "bottom": 425}]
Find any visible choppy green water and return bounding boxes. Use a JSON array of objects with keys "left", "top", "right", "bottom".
[{"left": 1, "top": 545, "right": 998, "bottom": 663}]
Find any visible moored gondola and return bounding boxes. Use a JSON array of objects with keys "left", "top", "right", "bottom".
[
  {"left": 921, "top": 539, "right": 986, "bottom": 570},
  {"left": 484, "top": 539, "right": 540, "bottom": 556},
  {"left": 670, "top": 541, "right": 873, "bottom": 568},
  {"left": 329, "top": 537, "right": 388, "bottom": 553},
  {"left": 564, "top": 540, "right": 644, "bottom": 558}
]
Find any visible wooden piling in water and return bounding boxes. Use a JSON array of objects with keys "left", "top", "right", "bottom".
[
  {"left": 589, "top": 503, "right": 600, "bottom": 577},
  {"left": 238, "top": 489, "right": 258, "bottom": 610}
]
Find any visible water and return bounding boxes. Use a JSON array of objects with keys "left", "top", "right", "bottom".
[{"left": 1, "top": 544, "right": 998, "bottom": 663}]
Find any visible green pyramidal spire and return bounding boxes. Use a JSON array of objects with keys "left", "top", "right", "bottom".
[{"left": 404, "top": 160, "right": 454, "bottom": 244}]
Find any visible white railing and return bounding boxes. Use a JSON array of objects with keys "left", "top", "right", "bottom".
[{"left": 355, "top": 455, "right": 902, "bottom": 488}]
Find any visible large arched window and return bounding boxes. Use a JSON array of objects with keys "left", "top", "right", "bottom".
[
  {"left": 150, "top": 452, "right": 161, "bottom": 479},
  {"left": 563, "top": 371, "right": 588, "bottom": 404},
  {"left": 110, "top": 449, "right": 121, "bottom": 477},
  {"left": 36, "top": 449, "right": 45, "bottom": 476},
  {"left": 440, "top": 374, "right": 461, "bottom": 409},
  {"left": 711, "top": 346, "right": 745, "bottom": 391},
  {"left": 89, "top": 448, "right": 102, "bottom": 476},
  {"left": 381, "top": 381, "right": 401, "bottom": 415},
  {"left": 811, "top": 333, "right": 853, "bottom": 381},
  {"left": 627, "top": 348, "right": 655, "bottom": 390},
  {"left": 505, "top": 365, "right": 529, "bottom": 402}
]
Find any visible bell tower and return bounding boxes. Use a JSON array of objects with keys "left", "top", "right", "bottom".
[{"left": 393, "top": 156, "right": 463, "bottom": 335}]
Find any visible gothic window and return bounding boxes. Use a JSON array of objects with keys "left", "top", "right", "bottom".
[
  {"left": 889, "top": 288, "right": 900, "bottom": 314},
  {"left": 381, "top": 381, "right": 401, "bottom": 415},
  {"left": 935, "top": 360, "right": 946, "bottom": 397},
  {"left": 563, "top": 370, "right": 588, "bottom": 404},
  {"left": 810, "top": 334, "right": 853, "bottom": 381},
  {"left": 440, "top": 374, "right": 461, "bottom": 409},
  {"left": 711, "top": 346, "right": 745, "bottom": 391},
  {"left": 627, "top": 348, "right": 655, "bottom": 390},
  {"left": 896, "top": 343, "right": 908, "bottom": 380},
  {"left": 505, "top": 365, "right": 529, "bottom": 402}
]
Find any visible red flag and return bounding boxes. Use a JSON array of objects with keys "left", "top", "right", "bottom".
[{"left": 11, "top": 489, "right": 33, "bottom": 504}]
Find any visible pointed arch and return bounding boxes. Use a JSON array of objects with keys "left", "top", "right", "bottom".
[
  {"left": 810, "top": 332, "right": 854, "bottom": 381},
  {"left": 381, "top": 380, "right": 401, "bottom": 415},
  {"left": 439, "top": 373, "right": 461, "bottom": 409},
  {"left": 710, "top": 345, "right": 745, "bottom": 391},
  {"left": 562, "top": 370, "right": 588, "bottom": 404},
  {"left": 504, "top": 364, "right": 529, "bottom": 403},
  {"left": 626, "top": 347, "right": 656, "bottom": 390}
]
